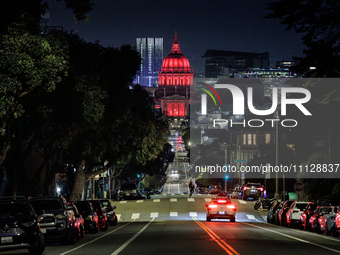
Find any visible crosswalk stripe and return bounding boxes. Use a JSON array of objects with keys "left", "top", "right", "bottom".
[
  {"left": 238, "top": 200, "right": 247, "bottom": 204},
  {"left": 187, "top": 198, "right": 195, "bottom": 202},
  {"left": 204, "top": 198, "right": 212, "bottom": 202},
  {"left": 120, "top": 201, "right": 127, "bottom": 203},
  {"left": 170, "top": 212, "right": 178, "bottom": 217},
  {"left": 136, "top": 200, "right": 144, "bottom": 203},
  {"left": 131, "top": 213, "right": 140, "bottom": 220},
  {"left": 153, "top": 199, "right": 160, "bottom": 202},
  {"left": 150, "top": 212, "right": 158, "bottom": 218},
  {"left": 116, "top": 214, "right": 121, "bottom": 221},
  {"left": 246, "top": 215, "right": 256, "bottom": 219},
  {"left": 189, "top": 212, "right": 197, "bottom": 217},
  {"left": 170, "top": 198, "right": 177, "bottom": 202}
]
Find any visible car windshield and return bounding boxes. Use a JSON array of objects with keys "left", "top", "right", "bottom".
[
  {"left": 0, "top": 202, "right": 32, "bottom": 220},
  {"left": 319, "top": 207, "right": 331, "bottom": 214},
  {"left": 75, "top": 202, "right": 91, "bottom": 212},
  {"left": 247, "top": 184, "right": 260, "bottom": 188},
  {"left": 295, "top": 203, "right": 308, "bottom": 210},
  {"left": 100, "top": 200, "right": 111, "bottom": 207},
  {"left": 30, "top": 199, "right": 63, "bottom": 213}
]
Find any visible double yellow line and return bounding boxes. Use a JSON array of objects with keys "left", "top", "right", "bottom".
[{"left": 193, "top": 217, "right": 240, "bottom": 255}]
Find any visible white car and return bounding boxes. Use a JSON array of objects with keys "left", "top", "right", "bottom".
[
  {"left": 205, "top": 196, "right": 237, "bottom": 222},
  {"left": 286, "top": 201, "right": 309, "bottom": 228}
]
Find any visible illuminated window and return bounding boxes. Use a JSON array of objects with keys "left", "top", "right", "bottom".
[{"left": 244, "top": 134, "right": 256, "bottom": 146}]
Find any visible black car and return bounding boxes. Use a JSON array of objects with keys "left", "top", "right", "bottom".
[
  {"left": 99, "top": 199, "right": 117, "bottom": 226},
  {"left": 29, "top": 196, "right": 77, "bottom": 245},
  {"left": 241, "top": 183, "right": 263, "bottom": 200},
  {"left": 267, "top": 200, "right": 282, "bottom": 224},
  {"left": 74, "top": 201, "right": 100, "bottom": 234},
  {"left": 0, "top": 196, "right": 45, "bottom": 254},
  {"left": 118, "top": 182, "right": 145, "bottom": 200}
]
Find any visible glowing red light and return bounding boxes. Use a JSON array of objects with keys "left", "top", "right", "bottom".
[
  {"left": 208, "top": 204, "right": 218, "bottom": 209},
  {"left": 217, "top": 200, "right": 227, "bottom": 203},
  {"left": 227, "top": 205, "right": 236, "bottom": 210}
]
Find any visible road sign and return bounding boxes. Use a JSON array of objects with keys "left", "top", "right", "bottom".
[
  {"left": 294, "top": 182, "right": 304, "bottom": 192},
  {"left": 234, "top": 159, "right": 247, "bottom": 163}
]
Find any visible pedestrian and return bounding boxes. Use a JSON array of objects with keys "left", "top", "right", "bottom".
[{"left": 189, "top": 179, "right": 195, "bottom": 198}]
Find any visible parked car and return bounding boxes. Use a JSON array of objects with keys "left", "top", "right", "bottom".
[
  {"left": 74, "top": 201, "right": 100, "bottom": 234},
  {"left": 68, "top": 202, "right": 85, "bottom": 239},
  {"left": 319, "top": 206, "right": 338, "bottom": 235},
  {"left": 29, "top": 196, "right": 77, "bottom": 245},
  {"left": 300, "top": 202, "right": 318, "bottom": 230},
  {"left": 286, "top": 201, "right": 309, "bottom": 228},
  {"left": 277, "top": 200, "right": 294, "bottom": 226},
  {"left": 333, "top": 209, "right": 340, "bottom": 237},
  {"left": 206, "top": 196, "right": 237, "bottom": 222},
  {"left": 309, "top": 205, "right": 334, "bottom": 233},
  {"left": 89, "top": 200, "right": 109, "bottom": 231},
  {"left": 241, "top": 183, "right": 263, "bottom": 201},
  {"left": 118, "top": 182, "right": 146, "bottom": 200},
  {"left": 267, "top": 200, "right": 282, "bottom": 224},
  {"left": 99, "top": 199, "right": 118, "bottom": 226},
  {"left": 0, "top": 196, "right": 45, "bottom": 254},
  {"left": 208, "top": 185, "right": 222, "bottom": 195}
]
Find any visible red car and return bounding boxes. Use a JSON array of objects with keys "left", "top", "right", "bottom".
[
  {"left": 68, "top": 202, "right": 85, "bottom": 240},
  {"left": 89, "top": 200, "right": 109, "bottom": 231},
  {"left": 309, "top": 205, "right": 333, "bottom": 232},
  {"left": 299, "top": 202, "right": 318, "bottom": 230}
]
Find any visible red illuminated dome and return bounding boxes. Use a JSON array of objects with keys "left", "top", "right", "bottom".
[{"left": 159, "top": 32, "right": 193, "bottom": 86}]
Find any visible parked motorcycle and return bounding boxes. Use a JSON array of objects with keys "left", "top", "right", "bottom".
[{"left": 254, "top": 196, "right": 277, "bottom": 210}]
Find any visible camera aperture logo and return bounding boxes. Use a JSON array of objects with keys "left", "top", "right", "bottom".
[{"left": 200, "top": 83, "right": 312, "bottom": 128}]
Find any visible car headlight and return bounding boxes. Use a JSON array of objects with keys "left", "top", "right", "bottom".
[{"left": 86, "top": 215, "right": 93, "bottom": 220}]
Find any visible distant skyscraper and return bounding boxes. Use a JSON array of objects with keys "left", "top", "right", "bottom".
[{"left": 134, "top": 38, "right": 163, "bottom": 87}]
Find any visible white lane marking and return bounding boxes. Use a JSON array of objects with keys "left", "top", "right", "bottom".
[
  {"left": 187, "top": 198, "right": 195, "bottom": 202},
  {"left": 189, "top": 212, "right": 197, "bottom": 217},
  {"left": 131, "top": 213, "right": 140, "bottom": 220},
  {"left": 244, "top": 223, "right": 340, "bottom": 254},
  {"left": 171, "top": 193, "right": 175, "bottom": 196},
  {"left": 136, "top": 200, "right": 144, "bottom": 203},
  {"left": 204, "top": 198, "right": 212, "bottom": 202},
  {"left": 150, "top": 212, "right": 158, "bottom": 218},
  {"left": 116, "top": 214, "right": 121, "bottom": 221},
  {"left": 170, "top": 198, "right": 177, "bottom": 202},
  {"left": 60, "top": 221, "right": 133, "bottom": 255},
  {"left": 238, "top": 200, "right": 247, "bottom": 204},
  {"left": 153, "top": 199, "right": 160, "bottom": 202},
  {"left": 120, "top": 201, "right": 127, "bottom": 203},
  {"left": 111, "top": 218, "right": 155, "bottom": 255},
  {"left": 170, "top": 212, "right": 178, "bottom": 217},
  {"left": 246, "top": 215, "right": 256, "bottom": 220}
]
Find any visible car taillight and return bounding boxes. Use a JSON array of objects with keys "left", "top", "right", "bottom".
[
  {"left": 208, "top": 204, "right": 218, "bottom": 209},
  {"left": 259, "top": 187, "right": 264, "bottom": 192},
  {"left": 243, "top": 187, "right": 248, "bottom": 191},
  {"left": 217, "top": 200, "right": 227, "bottom": 203},
  {"left": 227, "top": 205, "right": 236, "bottom": 210}
]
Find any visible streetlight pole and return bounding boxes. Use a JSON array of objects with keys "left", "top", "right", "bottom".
[{"left": 275, "top": 109, "right": 280, "bottom": 199}]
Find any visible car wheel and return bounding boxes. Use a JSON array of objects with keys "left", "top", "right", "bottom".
[
  {"left": 112, "top": 216, "right": 118, "bottom": 226},
  {"left": 101, "top": 221, "right": 108, "bottom": 231},
  {"left": 206, "top": 215, "right": 211, "bottom": 222},
  {"left": 28, "top": 232, "right": 45, "bottom": 255}
]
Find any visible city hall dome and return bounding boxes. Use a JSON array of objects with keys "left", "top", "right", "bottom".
[{"left": 159, "top": 32, "right": 193, "bottom": 86}]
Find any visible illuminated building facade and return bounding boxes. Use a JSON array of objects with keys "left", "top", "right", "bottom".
[
  {"left": 134, "top": 38, "right": 163, "bottom": 87},
  {"left": 156, "top": 33, "right": 192, "bottom": 120}
]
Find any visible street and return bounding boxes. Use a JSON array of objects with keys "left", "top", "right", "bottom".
[{"left": 2, "top": 195, "right": 340, "bottom": 255}]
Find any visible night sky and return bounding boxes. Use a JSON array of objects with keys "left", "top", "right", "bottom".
[{"left": 45, "top": 0, "right": 305, "bottom": 75}]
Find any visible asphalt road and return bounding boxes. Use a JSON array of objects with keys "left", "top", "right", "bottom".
[{"left": 3, "top": 196, "right": 340, "bottom": 255}]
